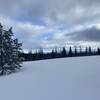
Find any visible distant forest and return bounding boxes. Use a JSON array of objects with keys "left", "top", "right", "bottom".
[{"left": 19, "top": 46, "right": 100, "bottom": 61}]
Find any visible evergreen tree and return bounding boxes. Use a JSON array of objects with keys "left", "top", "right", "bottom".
[
  {"left": 85, "top": 47, "right": 88, "bottom": 55},
  {"left": 51, "top": 49, "right": 55, "bottom": 58},
  {"left": 74, "top": 46, "right": 77, "bottom": 56},
  {"left": 62, "top": 47, "right": 67, "bottom": 57},
  {"left": 68, "top": 46, "right": 72, "bottom": 57},
  {"left": 38, "top": 48, "right": 44, "bottom": 59},
  {"left": 0, "top": 23, "right": 22, "bottom": 75},
  {"left": 79, "top": 46, "right": 82, "bottom": 56},
  {"left": 97, "top": 47, "right": 100, "bottom": 54},
  {"left": 89, "top": 46, "right": 92, "bottom": 55}
]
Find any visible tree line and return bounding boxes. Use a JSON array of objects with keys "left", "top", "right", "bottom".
[{"left": 19, "top": 46, "right": 100, "bottom": 61}]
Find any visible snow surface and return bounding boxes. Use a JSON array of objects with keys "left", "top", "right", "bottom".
[{"left": 0, "top": 56, "right": 100, "bottom": 100}]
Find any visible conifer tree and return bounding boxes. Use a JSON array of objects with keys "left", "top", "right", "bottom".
[
  {"left": 68, "top": 46, "right": 72, "bottom": 57},
  {"left": 97, "top": 47, "right": 100, "bottom": 54},
  {"left": 74, "top": 46, "right": 77, "bottom": 56},
  {"left": 79, "top": 46, "right": 82, "bottom": 55},
  {"left": 85, "top": 47, "right": 88, "bottom": 55},
  {"left": 62, "top": 47, "right": 67, "bottom": 57},
  {"left": 0, "top": 23, "right": 22, "bottom": 75},
  {"left": 89, "top": 46, "right": 92, "bottom": 55}
]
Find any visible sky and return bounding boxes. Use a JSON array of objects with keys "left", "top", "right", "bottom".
[{"left": 0, "top": 0, "right": 100, "bottom": 50}]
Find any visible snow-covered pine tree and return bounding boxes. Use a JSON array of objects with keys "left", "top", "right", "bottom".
[{"left": 0, "top": 23, "right": 22, "bottom": 75}]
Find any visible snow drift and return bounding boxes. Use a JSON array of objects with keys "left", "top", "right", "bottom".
[{"left": 0, "top": 56, "right": 100, "bottom": 100}]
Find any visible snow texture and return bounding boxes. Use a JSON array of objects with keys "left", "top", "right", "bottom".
[{"left": 0, "top": 56, "right": 100, "bottom": 100}]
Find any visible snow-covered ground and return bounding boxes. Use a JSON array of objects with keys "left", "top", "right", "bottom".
[{"left": 0, "top": 56, "right": 100, "bottom": 100}]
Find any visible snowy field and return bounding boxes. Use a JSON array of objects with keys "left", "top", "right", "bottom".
[{"left": 0, "top": 56, "right": 100, "bottom": 100}]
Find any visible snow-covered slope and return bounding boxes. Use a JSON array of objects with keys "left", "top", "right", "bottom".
[{"left": 0, "top": 56, "right": 100, "bottom": 100}]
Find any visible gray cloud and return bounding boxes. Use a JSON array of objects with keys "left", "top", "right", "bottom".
[
  {"left": 0, "top": 0, "right": 100, "bottom": 25},
  {"left": 65, "top": 26, "right": 100, "bottom": 41},
  {"left": 0, "top": 0, "right": 100, "bottom": 49}
]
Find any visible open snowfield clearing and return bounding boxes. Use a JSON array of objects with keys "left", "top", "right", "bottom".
[{"left": 0, "top": 56, "right": 100, "bottom": 100}]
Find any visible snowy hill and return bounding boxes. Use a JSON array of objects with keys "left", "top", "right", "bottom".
[{"left": 0, "top": 56, "right": 100, "bottom": 100}]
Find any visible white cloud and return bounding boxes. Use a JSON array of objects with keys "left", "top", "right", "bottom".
[{"left": 0, "top": 16, "right": 54, "bottom": 49}]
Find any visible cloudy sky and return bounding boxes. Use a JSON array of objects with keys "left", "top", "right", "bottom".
[{"left": 0, "top": 0, "right": 100, "bottom": 50}]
